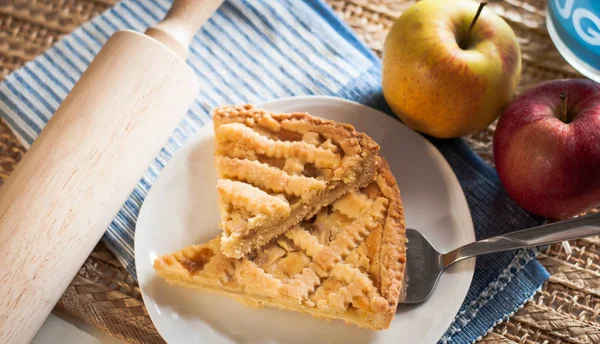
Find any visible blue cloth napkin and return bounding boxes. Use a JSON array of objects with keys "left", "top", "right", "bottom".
[{"left": 0, "top": 0, "right": 549, "bottom": 342}]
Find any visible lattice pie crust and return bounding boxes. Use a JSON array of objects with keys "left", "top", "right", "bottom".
[
  {"left": 213, "top": 105, "right": 380, "bottom": 258},
  {"left": 154, "top": 160, "right": 406, "bottom": 330}
]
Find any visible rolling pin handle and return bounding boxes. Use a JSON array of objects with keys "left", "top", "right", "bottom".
[{"left": 145, "top": 0, "right": 225, "bottom": 60}]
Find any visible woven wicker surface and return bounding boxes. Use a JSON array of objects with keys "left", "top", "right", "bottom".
[{"left": 0, "top": 0, "right": 598, "bottom": 343}]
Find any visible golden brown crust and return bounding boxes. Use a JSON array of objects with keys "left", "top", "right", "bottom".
[
  {"left": 375, "top": 159, "right": 407, "bottom": 310},
  {"left": 213, "top": 104, "right": 381, "bottom": 258},
  {"left": 213, "top": 104, "right": 380, "bottom": 159},
  {"left": 154, "top": 155, "right": 406, "bottom": 331}
]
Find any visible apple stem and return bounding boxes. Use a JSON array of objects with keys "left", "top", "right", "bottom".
[
  {"left": 560, "top": 92, "right": 568, "bottom": 123},
  {"left": 461, "top": 2, "right": 488, "bottom": 49}
]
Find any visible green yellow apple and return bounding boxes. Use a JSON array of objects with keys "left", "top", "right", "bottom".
[{"left": 382, "top": 0, "right": 521, "bottom": 138}]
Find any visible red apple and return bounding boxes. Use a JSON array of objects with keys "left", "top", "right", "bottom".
[{"left": 494, "top": 79, "right": 600, "bottom": 218}]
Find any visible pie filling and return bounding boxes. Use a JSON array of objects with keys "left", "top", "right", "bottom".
[{"left": 219, "top": 166, "right": 378, "bottom": 258}]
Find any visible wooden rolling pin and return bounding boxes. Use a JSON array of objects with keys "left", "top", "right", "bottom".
[{"left": 0, "top": 0, "right": 223, "bottom": 342}]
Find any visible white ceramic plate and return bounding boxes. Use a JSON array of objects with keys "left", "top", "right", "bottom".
[{"left": 136, "top": 96, "right": 475, "bottom": 344}]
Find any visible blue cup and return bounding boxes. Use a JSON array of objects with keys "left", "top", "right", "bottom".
[{"left": 546, "top": 0, "right": 600, "bottom": 83}]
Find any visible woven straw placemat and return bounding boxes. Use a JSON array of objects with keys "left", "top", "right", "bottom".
[{"left": 0, "top": 0, "right": 598, "bottom": 343}]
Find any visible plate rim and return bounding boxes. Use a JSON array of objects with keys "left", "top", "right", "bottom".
[{"left": 135, "top": 95, "right": 476, "bottom": 343}]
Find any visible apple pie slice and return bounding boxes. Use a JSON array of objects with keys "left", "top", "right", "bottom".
[
  {"left": 213, "top": 104, "right": 380, "bottom": 258},
  {"left": 154, "top": 160, "right": 406, "bottom": 330}
]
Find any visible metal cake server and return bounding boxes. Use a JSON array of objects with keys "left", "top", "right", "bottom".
[{"left": 402, "top": 212, "right": 600, "bottom": 304}]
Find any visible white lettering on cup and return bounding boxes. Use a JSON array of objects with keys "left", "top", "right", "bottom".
[
  {"left": 573, "top": 8, "right": 600, "bottom": 46},
  {"left": 556, "top": 0, "right": 575, "bottom": 19}
]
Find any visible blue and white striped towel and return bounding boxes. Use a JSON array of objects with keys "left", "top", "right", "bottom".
[{"left": 0, "top": 0, "right": 549, "bottom": 342}]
